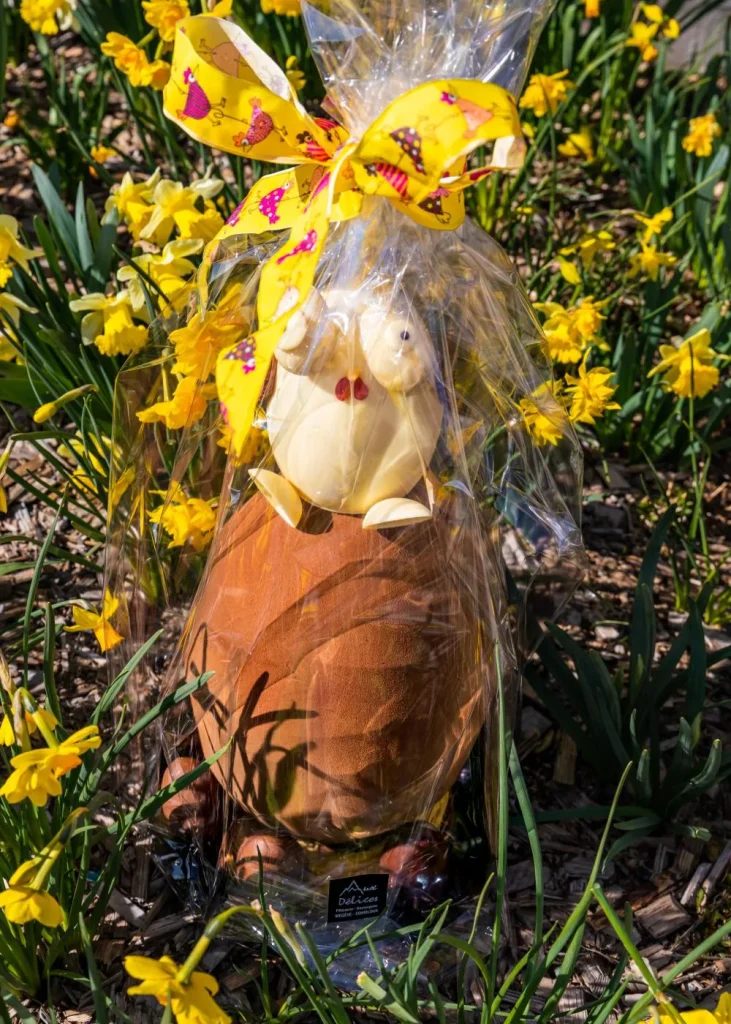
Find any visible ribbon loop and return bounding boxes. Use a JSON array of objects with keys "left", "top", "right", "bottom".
[{"left": 163, "top": 15, "right": 525, "bottom": 455}]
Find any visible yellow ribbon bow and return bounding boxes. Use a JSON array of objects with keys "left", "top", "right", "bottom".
[{"left": 163, "top": 15, "right": 525, "bottom": 454}]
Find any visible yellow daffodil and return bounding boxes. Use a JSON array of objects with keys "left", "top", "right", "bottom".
[
  {"left": 633, "top": 206, "right": 673, "bottom": 243},
  {"left": 535, "top": 296, "right": 608, "bottom": 363},
  {"left": 33, "top": 384, "right": 98, "bottom": 425},
  {"left": 150, "top": 485, "right": 217, "bottom": 550},
  {"left": 0, "top": 215, "right": 43, "bottom": 287},
  {"left": 261, "top": 0, "right": 300, "bottom": 15},
  {"left": 0, "top": 808, "right": 87, "bottom": 927},
  {"left": 0, "top": 705, "right": 58, "bottom": 746},
  {"left": 140, "top": 173, "right": 224, "bottom": 246},
  {"left": 65, "top": 589, "right": 124, "bottom": 652},
  {"left": 3, "top": 110, "right": 20, "bottom": 130},
  {"left": 628, "top": 242, "right": 678, "bottom": 281},
  {"left": 0, "top": 445, "right": 9, "bottom": 515},
  {"left": 646, "top": 993, "right": 731, "bottom": 1024},
  {"left": 519, "top": 380, "right": 568, "bottom": 446},
  {"left": 117, "top": 239, "right": 202, "bottom": 317},
  {"left": 170, "top": 288, "right": 253, "bottom": 379},
  {"left": 682, "top": 112, "right": 722, "bottom": 158},
  {"left": 90, "top": 144, "right": 116, "bottom": 164},
  {"left": 69, "top": 291, "right": 149, "bottom": 357},
  {"left": 0, "top": 885, "right": 63, "bottom": 927},
  {"left": 174, "top": 202, "right": 225, "bottom": 244},
  {"left": 647, "top": 328, "right": 721, "bottom": 398},
  {"left": 558, "top": 125, "right": 594, "bottom": 160},
  {"left": 142, "top": 0, "right": 190, "bottom": 42},
  {"left": 0, "top": 725, "right": 101, "bottom": 806},
  {"left": 641, "top": 3, "right": 681, "bottom": 38},
  {"left": 561, "top": 228, "right": 615, "bottom": 269},
  {"left": 564, "top": 364, "right": 620, "bottom": 424},
  {"left": 103, "top": 169, "right": 160, "bottom": 240},
  {"left": 519, "top": 70, "right": 575, "bottom": 118},
  {"left": 0, "top": 291, "right": 36, "bottom": 361},
  {"left": 101, "top": 33, "right": 170, "bottom": 90},
  {"left": 137, "top": 375, "right": 217, "bottom": 430},
  {"left": 285, "top": 55, "right": 306, "bottom": 92},
  {"left": 20, "top": 0, "right": 77, "bottom": 35},
  {"left": 125, "top": 955, "right": 230, "bottom": 1024},
  {"left": 585, "top": 0, "right": 599, "bottom": 16},
  {"left": 626, "top": 20, "right": 659, "bottom": 61},
  {"left": 557, "top": 256, "right": 581, "bottom": 284}
]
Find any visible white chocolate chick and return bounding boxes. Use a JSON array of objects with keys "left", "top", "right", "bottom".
[{"left": 249, "top": 287, "right": 443, "bottom": 529}]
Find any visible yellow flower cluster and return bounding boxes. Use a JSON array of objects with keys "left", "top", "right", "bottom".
[
  {"left": 103, "top": 168, "right": 224, "bottom": 246},
  {"left": 19, "top": 0, "right": 76, "bottom": 35},
  {"left": 0, "top": 723, "right": 100, "bottom": 806},
  {"left": 101, "top": 33, "right": 171, "bottom": 90},
  {"left": 682, "top": 112, "right": 722, "bottom": 158},
  {"left": 535, "top": 297, "right": 609, "bottom": 363},
  {"left": 626, "top": 4, "right": 680, "bottom": 62},
  {"left": 261, "top": 0, "right": 301, "bottom": 15},
  {"left": 149, "top": 483, "right": 217, "bottom": 550},
  {"left": 520, "top": 365, "right": 620, "bottom": 446},
  {"left": 519, "top": 70, "right": 575, "bottom": 118}
]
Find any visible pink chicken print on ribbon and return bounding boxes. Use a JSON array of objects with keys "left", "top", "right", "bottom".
[
  {"left": 276, "top": 229, "right": 318, "bottom": 265},
  {"left": 440, "top": 89, "right": 494, "bottom": 140},
  {"left": 233, "top": 98, "right": 280, "bottom": 148},
  {"left": 180, "top": 68, "right": 211, "bottom": 120},
  {"left": 258, "top": 180, "right": 292, "bottom": 225}
]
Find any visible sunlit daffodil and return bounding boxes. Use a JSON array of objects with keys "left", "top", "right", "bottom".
[
  {"left": 89, "top": 144, "right": 117, "bottom": 176},
  {"left": 101, "top": 33, "right": 170, "bottom": 90},
  {"left": 633, "top": 206, "right": 673, "bottom": 243},
  {"left": 150, "top": 484, "right": 217, "bottom": 550},
  {"left": 125, "top": 955, "right": 230, "bottom": 1024},
  {"left": 69, "top": 291, "right": 148, "bottom": 357},
  {"left": 0, "top": 809, "right": 87, "bottom": 927},
  {"left": 564, "top": 364, "right": 620, "bottom": 424},
  {"left": 682, "top": 113, "right": 722, "bottom": 158},
  {"left": 170, "top": 288, "right": 253, "bottom": 379},
  {"left": 0, "top": 215, "right": 43, "bottom": 287},
  {"left": 628, "top": 243, "right": 678, "bottom": 281},
  {"left": 261, "top": 0, "right": 301, "bottom": 15},
  {"left": 558, "top": 126, "right": 594, "bottom": 161},
  {"left": 137, "top": 375, "right": 217, "bottom": 430},
  {"left": 117, "top": 239, "right": 202, "bottom": 316},
  {"left": 142, "top": 0, "right": 190, "bottom": 42},
  {"left": 519, "top": 380, "right": 568, "bottom": 447},
  {"left": 65, "top": 590, "right": 124, "bottom": 652},
  {"left": 285, "top": 55, "right": 306, "bottom": 92},
  {"left": 561, "top": 228, "right": 615, "bottom": 270},
  {"left": 519, "top": 70, "right": 575, "bottom": 118},
  {"left": 645, "top": 992, "right": 731, "bottom": 1024},
  {"left": 19, "top": 0, "right": 77, "bottom": 35},
  {"left": 0, "top": 726, "right": 101, "bottom": 806},
  {"left": 641, "top": 3, "right": 681, "bottom": 38},
  {"left": 535, "top": 297, "right": 608, "bottom": 363},
  {"left": 140, "top": 173, "right": 225, "bottom": 246},
  {"left": 584, "top": 0, "right": 599, "bottom": 15},
  {"left": 103, "top": 169, "right": 160, "bottom": 240},
  {"left": 626, "top": 21, "right": 659, "bottom": 61},
  {"left": 648, "top": 328, "right": 722, "bottom": 399},
  {"left": 0, "top": 291, "right": 36, "bottom": 361}
]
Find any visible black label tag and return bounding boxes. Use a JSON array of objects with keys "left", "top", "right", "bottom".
[{"left": 327, "top": 874, "right": 388, "bottom": 923}]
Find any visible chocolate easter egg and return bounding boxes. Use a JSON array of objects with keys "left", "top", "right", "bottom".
[{"left": 184, "top": 494, "right": 490, "bottom": 844}]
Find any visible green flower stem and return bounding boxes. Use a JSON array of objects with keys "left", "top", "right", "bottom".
[{"left": 177, "top": 905, "right": 260, "bottom": 985}]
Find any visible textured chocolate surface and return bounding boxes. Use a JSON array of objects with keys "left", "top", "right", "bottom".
[{"left": 186, "top": 494, "right": 489, "bottom": 843}]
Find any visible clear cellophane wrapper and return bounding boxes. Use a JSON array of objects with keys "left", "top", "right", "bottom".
[{"left": 105, "top": 0, "right": 585, "bottom": 978}]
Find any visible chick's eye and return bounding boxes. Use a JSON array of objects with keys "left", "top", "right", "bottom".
[{"left": 400, "top": 330, "right": 410, "bottom": 341}]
